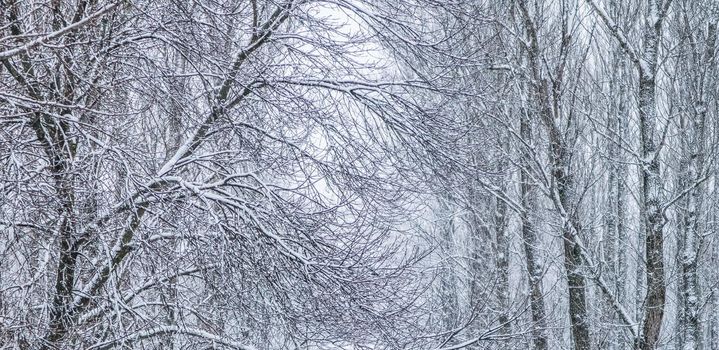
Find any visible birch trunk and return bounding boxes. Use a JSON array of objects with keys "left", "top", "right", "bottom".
[{"left": 636, "top": 2, "right": 668, "bottom": 348}]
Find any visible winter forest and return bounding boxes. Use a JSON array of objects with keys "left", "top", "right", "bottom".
[{"left": 2, "top": 0, "right": 719, "bottom": 349}]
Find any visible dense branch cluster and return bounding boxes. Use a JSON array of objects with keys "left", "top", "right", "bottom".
[{"left": 1, "top": 0, "right": 719, "bottom": 349}]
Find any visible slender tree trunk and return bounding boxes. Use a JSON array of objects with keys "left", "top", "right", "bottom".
[
  {"left": 636, "top": 3, "right": 668, "bottom": 348},
  {"left": 493, "top": 178, "right": 511, "bottom": 335},
  {"left": 554, "top": 135, "right": 591, "bottom": 350},
  {"left": 607, "top": 50, "right": 629, "bottom": 350},
  {"left": 516, "top": 1, "right": 591, "bottom": 345},
  {"left": 439, "top": 196, "right": 459, "bottom": 330},
  {"left": 606, "top": 118, "right": 618, "bottom": 295},
  {"left": 675, "top": 107, "right": 704, "bottom": 350},
  {"left": 677, "top": 18, "right": 715, "bottom": 350},
  {"left": 41, "top": 117, "right": 79, "bottom": 348},
  {"left": 677, "top": 154, "right": 703, "bottom": 350},
  {"left": 519, "top": 112, "right": 549, "bottom": 350},
  {"left": 712, "top": 221, "right": 719, "bottom": 350}
]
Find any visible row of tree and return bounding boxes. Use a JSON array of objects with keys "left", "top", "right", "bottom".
[
  {"left": 1, "top": 0, "right": 718, "bottom": 349},
  {"left": 426, "top": 0, "right": 719, "bottom": 349}
]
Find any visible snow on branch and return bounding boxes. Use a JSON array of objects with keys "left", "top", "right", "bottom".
[
  {"left": 0, "top": 2, "right": 122, "bottom": 60},
  {"left": 87, "top": 325, "right": 256, "bottom": 350}
]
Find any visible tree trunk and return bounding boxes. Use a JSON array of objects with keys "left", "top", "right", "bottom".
[
  {"left": 607, "top": 46, "right": 629, "bottom": 350},
  {"left": 550, "top": 122, "right": 590, "bottom": 350},
  {"left": 676, "top": 18, "right": 715, "bottom": 350},
  {"left": 636, "top": 3, "right": 667, "bottom": 347},
  {"left": 515, "top": 2, "right": 591, "bottom": 346},
  {"left": 439, "top": 196, "right": 460, "bottom": 330},
  {"left": 493, "top": 179, "right": 511, "bottom": 335},
  {"left": 520, "top": 113, "right": 549, "bottom": 350}
]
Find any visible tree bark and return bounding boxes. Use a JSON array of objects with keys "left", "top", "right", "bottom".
[
  {"left": 516, "top": 1, "right": 591, "bottom": 347},
  {"left": 520, "top": 112, "right": 549, "bottom": 350},
  {"left": 636, "top": 3, "right": 669, "bottom": 348},
  {"left": 676, "top": 17, "right": 715, "bottom": 350},
  {"left": 493, "top": 178, "right": 511, "bottom": 335}
]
